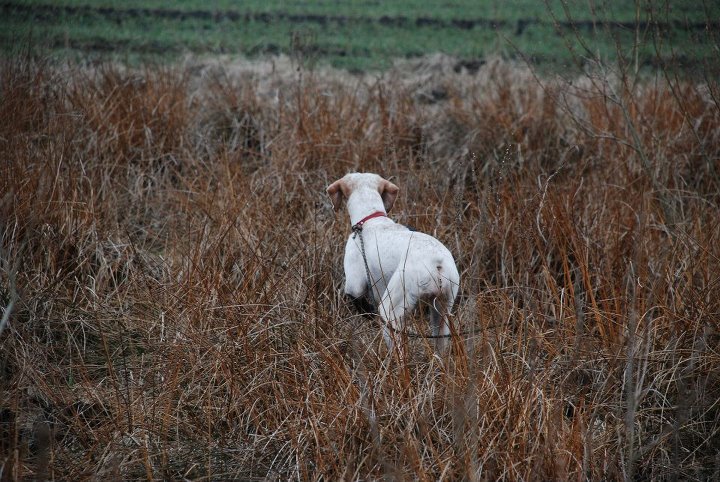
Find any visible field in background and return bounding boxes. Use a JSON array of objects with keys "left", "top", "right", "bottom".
[
  {"left": 1, "top": 41, "right": 720, "bottom": 479},
  {"left": 2, "top": 0, "right": 719, "bottom": 72}
]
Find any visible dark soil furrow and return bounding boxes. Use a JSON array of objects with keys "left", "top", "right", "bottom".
[{"left": 2, "top": 1, "right": 717, "bottom": 33}]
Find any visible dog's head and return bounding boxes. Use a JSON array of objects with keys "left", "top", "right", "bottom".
[{"left": 326, "top": 173, "right": 399, "bottom": 213}]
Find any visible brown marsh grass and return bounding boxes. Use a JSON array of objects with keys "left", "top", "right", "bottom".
[{"left": 1, "top": 54, "right": 719, "bottom": 480}]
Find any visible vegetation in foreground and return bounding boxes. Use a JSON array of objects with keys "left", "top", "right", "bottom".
[
  {"left": 2, "top": 0, "right": 719, "bottom": 72},
  {"left": 1, "top": 52, "right": 720, "bottom": 480}
]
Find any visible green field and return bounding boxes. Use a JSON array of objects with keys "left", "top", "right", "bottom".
[{"left": 2, "top": 0, "right": 718, "bottom": 72}]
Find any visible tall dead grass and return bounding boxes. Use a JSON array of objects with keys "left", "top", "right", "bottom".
[{"left": 1, "top": 53, "right": 719, "bottom": 480}]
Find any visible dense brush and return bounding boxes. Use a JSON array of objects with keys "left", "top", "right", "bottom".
[{"left": 1, "top": 55, "right": 719, "bottom": 480}]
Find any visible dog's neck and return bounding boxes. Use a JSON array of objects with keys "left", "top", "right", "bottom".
[{"left": 347, "top": 189, "right": 387, "bottom": 226}]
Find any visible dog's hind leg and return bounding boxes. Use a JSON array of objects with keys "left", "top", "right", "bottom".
[
  {"left": 432, "top": 260, "right": 460, "bottom": 354},
  {"left": 378, "top": 269, "right": 417, "bottom": 360},
  {"left": 430, "top": 296, "right": 451, "bottom": 354}
]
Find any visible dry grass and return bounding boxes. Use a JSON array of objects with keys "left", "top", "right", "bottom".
[{"left": 1, "top": 53, "right": 719, "bottom": 480}]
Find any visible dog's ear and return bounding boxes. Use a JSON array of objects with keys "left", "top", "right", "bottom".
[
  {"left": 379, "top": 179, "right": 400, "bottom": 212},
  {"left": 326, "top": 179, "right": 345, "bottom": 211}
]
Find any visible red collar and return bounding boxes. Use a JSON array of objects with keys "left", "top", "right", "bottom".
[{"left": 352, "top": 211, "right": 386, "bottom": 230}]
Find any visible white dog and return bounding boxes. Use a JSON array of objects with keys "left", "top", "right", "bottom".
[{"left": 327, "top": 173, "right": 460, "bottom": 354}]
